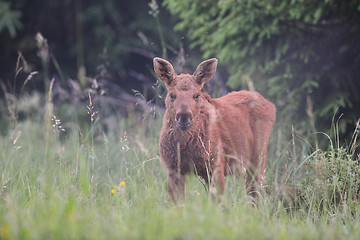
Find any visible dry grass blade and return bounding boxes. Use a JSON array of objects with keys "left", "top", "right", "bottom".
[
  {"left": 23, "top": 71, "right": 39, "bottom": 88},
  {"left": 15, "top": 52, "right": 22, "bottom": 78}
]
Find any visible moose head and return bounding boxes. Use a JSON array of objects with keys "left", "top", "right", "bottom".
[{"left": 153, "top": 57, "right": 218, "bottom": 130}]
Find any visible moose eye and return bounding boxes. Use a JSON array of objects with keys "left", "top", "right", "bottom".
[
  {"left": 169, "top": 93, "right": 176, "bottom": 101},
  {"left": 194, "top": 93, "right": 201, "bottom": 101}
]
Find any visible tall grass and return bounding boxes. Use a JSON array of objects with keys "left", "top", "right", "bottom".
[{"left": 1, "top": 92, "right": 360, "bottom": 239}]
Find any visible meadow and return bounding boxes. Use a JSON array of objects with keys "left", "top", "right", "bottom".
[{"left": 1, "top": 84, "right": 360, "bottom": 240}]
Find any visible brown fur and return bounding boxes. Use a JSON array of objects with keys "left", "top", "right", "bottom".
[{"left": 153, "top": 57, "right": 276, "bottom": 202}]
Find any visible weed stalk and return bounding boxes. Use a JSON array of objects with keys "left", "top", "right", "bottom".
[{"left": 44, "top": 78, "right": 55, "bottom": 160}]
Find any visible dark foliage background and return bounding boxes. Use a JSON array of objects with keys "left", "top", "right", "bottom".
[
  {"left": 0, "top": 0, "right": 185, "bottom": 92},
  {"left": 0, "top": 0, "right": 359, "bottom": 141}
]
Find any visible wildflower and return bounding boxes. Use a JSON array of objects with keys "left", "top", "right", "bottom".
[
  {"left": 119, "top": 132, "right": 129, "bottom": 152},
  {"left": 111, "top": 189, "right": 116, "bottom": 194},
  {"left": 0, "top": 225, "right": 9, "bottom": 239},
  {"left": 113, "top": 181, "right": 126, "bottom": 193},
  {"left": 52, "top": 115, "right": 65, "bottom": 133},
  {"left": 148, "top": 0, "right": 159, "bottom": 17}
]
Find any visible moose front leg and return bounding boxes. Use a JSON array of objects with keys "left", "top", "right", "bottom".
[
  {"left": 205, "top": 156, "right": 225, "bottom": 202},
  {"left": 167, "top": 172, "right": 185, "bottom": 203},
  {"left": 209, "top": 168, "right": 225, "bottom": 201},
  {"left": 206, "top": 145, "right": 226, "bottom": 202}
]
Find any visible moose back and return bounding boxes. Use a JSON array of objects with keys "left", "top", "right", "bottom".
[{"left": 154, "top": 57, "right": 276, "bottom": 202}]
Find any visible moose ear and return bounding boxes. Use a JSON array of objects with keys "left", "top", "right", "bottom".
[
  {"left": 153, "top": 57, "right": 176, "bottom": 86},
  {"left": 193, "top": 58, "right": 218, "bottom": 87}
]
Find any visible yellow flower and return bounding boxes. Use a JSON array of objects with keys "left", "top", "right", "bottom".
[
  {"left": 0, "top": 225, "right": 9, "bottom": 239},
  {"left": 111, "top": 189, "right": 116, "bottom": 194},
  {"left": 120, "top": 181, "right": 126, "bottom": 186}
]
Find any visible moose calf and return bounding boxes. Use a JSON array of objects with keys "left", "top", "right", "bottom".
[{"left": 154, "top": 57, "right": 276, "bottom": 202}]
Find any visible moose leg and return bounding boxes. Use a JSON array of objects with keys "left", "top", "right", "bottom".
[
  {"left": 248, "top": 119, "right": 273, "bottom": 195},
  {"left": 167, "top": 172, "right": 185, "bottom": 203},
  {"left": 209, "top": 159, "right": 225, "bottom": 202},
  {"left": 245, "top": 168, "right": 257, "bottom": 197},
  {"left": 211, "top": 170, "right": 225, "bottom": 199}
]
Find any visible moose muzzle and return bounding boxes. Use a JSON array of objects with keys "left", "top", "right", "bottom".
[{"left": 175, "top": 108, "right": 193, "bottom": 130}]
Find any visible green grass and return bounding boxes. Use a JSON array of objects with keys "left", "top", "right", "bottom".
[{"left": 1, "top": 109, "right": 360, "bottom": 239}]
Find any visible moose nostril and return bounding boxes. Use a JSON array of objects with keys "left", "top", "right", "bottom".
[
  {"left": 176, "top": 113, "right": 191, "bottom": 122},
  {"left": 175, "top": 113, "right": 192, "bottom": 129}
]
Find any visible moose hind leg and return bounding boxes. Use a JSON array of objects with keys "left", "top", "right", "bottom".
[{"left": 248, "top": 119, "right": 274, "bottom": 194}]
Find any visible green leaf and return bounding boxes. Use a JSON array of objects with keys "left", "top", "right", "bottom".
[
  {"left": 0, "top": 2, "right": 23, "bottom": 37},
  {"left": 313, "top": 8, "right": 322, "bottom": 24}
]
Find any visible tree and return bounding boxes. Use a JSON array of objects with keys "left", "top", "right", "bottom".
[
  {"left": 0, "top": 0, "right": 183, "bottom": 94},
  {"left": 0, "top": 0, "right": 187, "bottom": 135},
  {"left": 0, "top": 1, "right": 22, "bottom": 38},
  {"left": 164, "top": 0, "right": 360, "bottom": 136}
]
